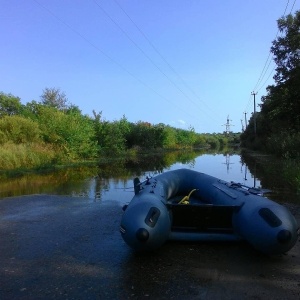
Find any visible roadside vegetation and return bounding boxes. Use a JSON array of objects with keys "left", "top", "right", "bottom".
[
  {"left": 241, "top": 10, "right": 300, "bottom": 159},
  {"left": 0, "top": 88, "right": 239, "bottom": 171}
]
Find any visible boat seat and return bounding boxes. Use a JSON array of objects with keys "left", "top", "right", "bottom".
[{"left": 168, "top": 204, "right": 240, "bottom": 232}]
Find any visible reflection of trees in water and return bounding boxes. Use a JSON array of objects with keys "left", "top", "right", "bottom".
[
  {"left": 0, "top": 149, "right": 245, "bottom": 199},
  {"left": 241, "top": 151, "right": 277, "bottom": 188},
  {"left": 70, "top": 151, "right": 205, "bottom": 200},
  {"left": 240, "top": 150, "right": 300, "bottom": 203},
  {"left": 2, "top": 149, "right": 298, "bottom": 204}
]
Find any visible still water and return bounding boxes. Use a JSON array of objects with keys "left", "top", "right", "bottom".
[{"left": 0, "top": 150, "right": 299, "bottom": 204}]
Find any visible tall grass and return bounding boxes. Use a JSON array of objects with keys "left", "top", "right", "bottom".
[{"left": 0, "top": 142, "right": 63, "bottom": 170}]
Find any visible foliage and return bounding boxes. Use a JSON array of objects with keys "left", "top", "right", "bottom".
[
  {"left": 126, "top": 121, "right": 166, "bottom": 149},
  {"left": 162, "top": 125, "right": 177, "bottom": 148},
  {"left": 0, "top": 115, "right": 41, "bottom": 144},
  {"left": 0, "top": 92, "right": 23, "bottom": 117},
  {"left": 36, "top": 106, "right": 98, "bottom": 159},
  {"left": 265, "top": 131, "right": 300, "bottom": 158},
  {"left": 0, "top": 89, "right": 234, "bottom": 170},
  {"left": 93, "top": 111, "right": 128, "bottom": 154},
  {"left": 175, "top": 127, "right": 196, "bottom": 148},
  {"left": 241, "top": 10, "right": 300, "bottom": 158},
  {"left": 40, "top": 87, "right": 69, "bottom": 110}
]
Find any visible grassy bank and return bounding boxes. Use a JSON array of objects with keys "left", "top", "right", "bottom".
[
  {"left": 241, "top": 149, "right": 300, "bottom": 198},
  {"left": 0, "top": 142, "right": 62, "bottom": 171}
]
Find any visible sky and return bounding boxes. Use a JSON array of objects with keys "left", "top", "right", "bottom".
[{"left": 1, "top": 0, "right": 299, "bottom": 133}]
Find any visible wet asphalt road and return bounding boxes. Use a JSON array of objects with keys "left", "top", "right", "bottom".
[{"left": 0, "top": 195, "right": 299, "bottom": 300}]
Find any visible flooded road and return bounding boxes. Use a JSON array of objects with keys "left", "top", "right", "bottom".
[
  {"left": 1, "top": 150, "right": 299, "bottom": 299},
  {"left": 0, "top": 194, "right": 299, "bottom": 299},
  {"left": 1, "top": 150, "right": 299, "bottom": 204}
]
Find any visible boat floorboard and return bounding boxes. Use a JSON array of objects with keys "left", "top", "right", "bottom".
[{"left": 168, "top": 203, "right": 239, "bottom": 231}]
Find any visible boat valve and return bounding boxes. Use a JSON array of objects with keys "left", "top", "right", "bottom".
[
  {"left": 136, "top": 228, "right": 149, "bottom": 242},
  {"left": 277, "top": 229, "right": 292, "bottom": 244}
]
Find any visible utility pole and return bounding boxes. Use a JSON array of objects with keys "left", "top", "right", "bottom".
[
  {"left": 244, "top": 112, "right": 247, "bottom": 129},
  {"left": 223, "top": 153, "right": 234, "bottom": 174},
  {"left": 251, "top": 92, "right": 257, "bottom": 135},
  {"left": 241, "top": 119, "right": 244, "bottom": 132},
  {"left": 222, "top": 115, "right": 234, "bottom": 135}
]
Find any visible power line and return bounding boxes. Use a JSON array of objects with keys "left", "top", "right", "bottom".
[
  {"left": 92, "top": 0, "right": 219, "bottom": 122},
  {"left": 257, "top": 67, "right": 275, "bottom": 92},
  {"left": 252, "top": 0, "right": 291, "bottom": 93},
  {"left": 290, "top": 0, "right": 297, "bottom": 12},
  {"left": 255, "top": 56, "right": 274, "bottom": 92},
  {"left": 243, "top": 0, "right": 293, "bottom": 121},
  {"left": 254, "top": 0, "right": 298, "bottom": 93},
  {"left": 253, "top": 52, "right": 273, "bottom": 93},
  {"left": 244, "top": 94, "right": 253, "bottom": 113},
  {"left": 112, "top": 0, "right": 221, "bottom": 121},
  {"left": 32, "top": 0, "right": 203, "bottom": 125}
]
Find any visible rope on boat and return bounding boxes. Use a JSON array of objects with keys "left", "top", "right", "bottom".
[{"left": 178, "top": 189, "right": 198, "bottom": 205}]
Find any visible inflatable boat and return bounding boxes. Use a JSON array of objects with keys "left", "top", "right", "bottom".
[{"left": 120, "top": 169, "right": 298, "bottom": 254}]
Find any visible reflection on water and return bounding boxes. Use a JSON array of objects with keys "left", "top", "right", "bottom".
[{"left": 0, "top": 149, "right": 299, "bottom": 204}]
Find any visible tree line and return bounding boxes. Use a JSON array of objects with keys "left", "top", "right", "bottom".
[
  {"left": 0, "top": 88, "right": 238, "bottom": 170},
  {"left": 241, "top": 10, "right": 300, "bottom": 158}
]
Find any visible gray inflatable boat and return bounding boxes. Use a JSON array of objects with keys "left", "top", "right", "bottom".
[{"left": 120, "top": 169, "right": 298, "bottom": 254}]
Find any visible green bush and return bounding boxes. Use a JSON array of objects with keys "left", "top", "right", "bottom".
[
  {"left": 0, "top": 143, "right": 59, "bottom": 170},
  {"left": 36, "top": 106, "right": 98, "bottom": 159},
  {"left": 267, "top": 132, "right": 300, "bottom": 158},
  {"left": 0, "top": 115, "right": 41, "bottom": 144}
]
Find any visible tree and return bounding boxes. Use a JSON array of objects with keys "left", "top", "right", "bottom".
[
  {"left": 162, "top": 125, "right": 177, "bottom": 149},
  {"left": 267, "top": 10, "right": 300, "bottom": 131},
  {"left": 92, "top": 112, "right": 128, "bottom": 154},
  {"left": 37, "top": 106, "right": 97, "bottom": 159},
  {"left": 241, "top": 11, "right": 300, "bottom": 156},
  {"left": 40, "top": 87, "right": 69, "bottom": 110},
  {"left": 126, "top": 121, "right": 161, "bottom": 149},
  {"left": 271, "top": 11, "right": 300, "bottom": 84},
  {"left": 0, "top": 92, "right": 23, "bottom": 117}
]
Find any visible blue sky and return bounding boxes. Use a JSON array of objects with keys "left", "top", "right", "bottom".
[{"left": 1, "top": 0, "right": 299, "bottom": 133}]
